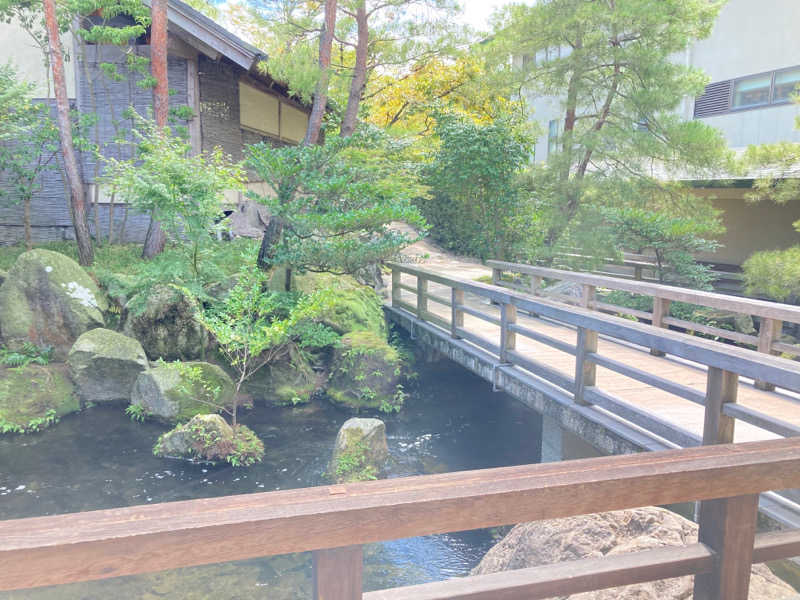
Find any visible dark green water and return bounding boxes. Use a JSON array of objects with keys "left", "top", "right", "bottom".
[{"left": 0, "top": 360, "right": 543, "bottom": 598}]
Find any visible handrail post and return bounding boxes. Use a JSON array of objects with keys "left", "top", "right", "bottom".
[
  {"left": 692, "top": 494, "right": 758, "bottom": 600},
  {"left": 313, "top": 545, "right": 363, "bottom": 600},
  {"left": 650, "top": 297, "right": 671, "bottom": 357},
  {"left": 417, "top": 275, "right": 428, "bottom": 321},
  {"left": 530, "top": 275, "right": 543, "bottom": 296},
  {"left": 574, "top": 327, "right": 597, "bottom": 405},
  {"left": 581, "top": 284, "right": 596, "bottom": 310},
  {"left": 702, "top": 367, "right": 738, "bottom": 446},
  {"left": 492, "top": 267, "right": 503, "bottom": 287},
  {"left": 391, "top": 268, "right": 400, "bottom": 307},
  {"left": 755, "top": 318, "right": 782, "bottom": 391},
  {"left": 451, "top": 287, "right": 464, "bottom": 339},
  {"left": 500, "top": 302, "right": 517, "bottom": 363}
]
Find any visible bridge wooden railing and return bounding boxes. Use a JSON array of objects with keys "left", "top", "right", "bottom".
[
  {"left": 389, "top": 263, "right": 800, "bottom": 450},
  {"left": 487, "top": 259, "right": 800, "bottom": 391},
  {"left": 3, "top": 440, "right": 800, "bottom": 599}
]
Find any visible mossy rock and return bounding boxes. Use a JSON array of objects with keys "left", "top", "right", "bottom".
[
  {"left": 243, "top": 348, "right": 319, "bottom": 407},
  {"left": 154, "top": 414, "right": 264, "bottom": 467},
  {"left": 67, "top": 328, "right": 149, "bottom": 403},
  {"left": 0, "top": 364, "right": 79, "bottom": 433},
  {"left": 326, "top": 330, "right": 403, "bottom": 412},
  {"left": 0, "top": 249, "right": 107, "bottom": 359},
  {"left": 330, "top": 417, "right": 388, "bottom": 483},
  {"left": 122, "top": 285, "right": 208, "bottom": 361},
  {"left": 269, "top": 270, "right": 386, "bottom": 337},
  {"left": 130, "top": 361, "right": 235, "bottom": 423}
]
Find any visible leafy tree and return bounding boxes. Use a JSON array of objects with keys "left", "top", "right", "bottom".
[
  {"left": 0, "top": 64, "right": 60, "bottom": 249},
  {"left": 422, "top": 112, "right": 538, "bottom": 260},
  {"left": 102, "top": 114, "right": 245, "bottom": 275},
  {"left": 488, "top": 0, "right": 731, "bottom": 252},
  {"left": 603, "top": 206, "right": 721, "bottom": 288},
  {"left": 742, "top": 247, "right": 800, "bottom": 303},
  {"left": 246, "top": 126, "right": 426, "bottom": 286}
]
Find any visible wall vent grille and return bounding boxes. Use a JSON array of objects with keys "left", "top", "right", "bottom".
[{"left": 693, "top": 80, "right": 733, "bottom": 118}]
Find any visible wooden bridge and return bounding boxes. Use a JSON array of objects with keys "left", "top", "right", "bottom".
[
  {"left": 5, "top": 262, "right": 800, "bottom": 598},
  {"left": 385, "top": 260, "right": 800, "bottom": 525}
]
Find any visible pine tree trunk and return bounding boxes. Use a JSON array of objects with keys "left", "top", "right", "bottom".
[
  {"left": 43, "top": 0, "right": 94, "bottom": 266},
  {"left": 340, "top": 1, "right": 367, "bottom": 138},
  {"left": 151, "top": 0, "right": 169, "bottom": 129},
  {"left": 303, "top": 0, "right": 337, "bottom": 146}
]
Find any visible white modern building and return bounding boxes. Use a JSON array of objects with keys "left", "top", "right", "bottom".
[{"left": 524, "top": 0, "right": 800, "bottom": 266}]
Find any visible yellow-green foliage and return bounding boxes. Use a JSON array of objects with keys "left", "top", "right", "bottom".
[
  {"left": 0, "top": 365, "right": 79, "bottom": 433},
  {"left": 332, "top": 436, "right": 378, "bottom": 483}
]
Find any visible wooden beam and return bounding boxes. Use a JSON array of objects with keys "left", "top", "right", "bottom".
[
  {"left": 313, "top": 545, "right": 363, "bottom": 600},
  {"left": 3, "top": 440, "right": 800, "bottom": 590},
  {"left": 693, "top": 494, "right": 759, "bottom": 600},
  {"left": 391, "top": 269, "right": 401, "bottom": 307},
  {"left": 365, "top": 543, "right": 714, "bottom": 600},
  {"left": 752, "top": 529, "right": 800, "bottom": 563}
]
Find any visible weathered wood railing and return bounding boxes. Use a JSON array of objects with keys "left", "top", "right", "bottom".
[
  {"left": 389, "top": 262, "right": 800, "bottom": 449},
  {"left": 3, "top": 440, "right": 800, "bottom": 599},
  {"left": 487, "top": 259, "right": 800, "bottom": 390}
]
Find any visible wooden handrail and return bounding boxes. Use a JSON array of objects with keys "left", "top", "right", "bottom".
[
  {"left": 3, "top": 440, "right": 800, "bottom": 599},
  {"left": 489, "top": 260, "right": 800, "bottom": 390},
  {"left": 389, "top": 263, "right": 800, "bottom": 393}
]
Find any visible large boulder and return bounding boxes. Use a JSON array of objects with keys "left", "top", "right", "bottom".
[
  {"left": 0, "top": 249, "right": 107, "bottom": 359},
  {"left": 472, "top": 507, "right": 794, "bottom": 599},
  {"left": 122, "top": 285, "right": 208, "bottom": 361},
  {"left": 326, "top": 330, "right": 403, "bottom": 412},
  {"left": 243, "top": 348, "right": 320, "bottom": 407},
  {"left": 130, "top": 361, "right": 235, "bottom": 422},
  {"left": 154, "top": 414, "right": 264, "bottom": 466},
  {"left": 0, "top": 364, "right": 79, "bottom": 433},
  {"left": 67, "top": 328, "right": 149, "bottom": 403},
  {"left": 330, "top": 417, "right": 389, "bottom": 483}
]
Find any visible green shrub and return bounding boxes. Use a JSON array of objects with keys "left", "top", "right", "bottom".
[{"left": 743, "top": 247, "right": 800, "bottom": 303}]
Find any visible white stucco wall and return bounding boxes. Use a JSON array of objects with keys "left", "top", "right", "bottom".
[
  {"left": 689, "top": 0, "right": 800, "bottom": 149},
  {"left": 0, "top": 19, "right": 75, "bottom": 99}
]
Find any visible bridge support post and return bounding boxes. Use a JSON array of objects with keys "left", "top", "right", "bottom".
[
  {"left": 581, "top": 284, "right": 596, "bottom": 310},
  {"left": 451, "top": 288, "right": 464, "bottom": 339},
  {"left": 702, "top": 367, "right": 738, "bottom": 446},
  {"left": 313, "top": 545, "right": 363, "bottom": 600},
  {"left": 692, "top": 494, "right": 758, "bottom": 600},
  {"left": 650, "top": 298, "right": 671, "bottom": 357},
  {"left": 574, "top": 327, "right": 598, "bottom": 406},
  {"left": 416, "top": 276, "right": 428, "bottom": 320},
  {"left": 391, "top": 268, "right": 400, "bottom": 307},
  {"left": 755, "top": 318, "right": 782, "bottom": 391},
  {"left": 500, "top": 303, "right": 517, "bottom": 363}
]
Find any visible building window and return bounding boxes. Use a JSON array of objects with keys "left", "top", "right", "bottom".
[
  {"left": 695, "top": 64, "right": 800, "bottom": 118},
  {"left": 773, "top": 67, "right": 800, "bottom": 103},
  {"left": 548, "top": 119, "right": 559, "bottom": 155},
  {"left": 732, "top": 74, "right": 772, "bottom": 109}
]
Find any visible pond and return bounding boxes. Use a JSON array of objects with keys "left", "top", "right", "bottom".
[{"left": 0, "top": 358, "right": 543, "bottom": 598}]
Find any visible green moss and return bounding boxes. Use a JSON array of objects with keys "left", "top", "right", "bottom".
[
  {"left": 326, "top": 330, "right": 404, "bottom": 413},
  {"left": 332, "top": 436, "right": 378, "bottom": 483},
  {"left": 166, "top": 361, "right": 236, "bottom": 422},
  {"left": 0, "top": 364, "right": 79, "bottom": 433},
  {"left": 154, "top": 414, "right": 264, "bottom": 467},
  {"left": 243, "top": 348, "right": 318, "bottom": 407},
  {"left": 271, "top": 270, "right": 386, "bottom": 337}
]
